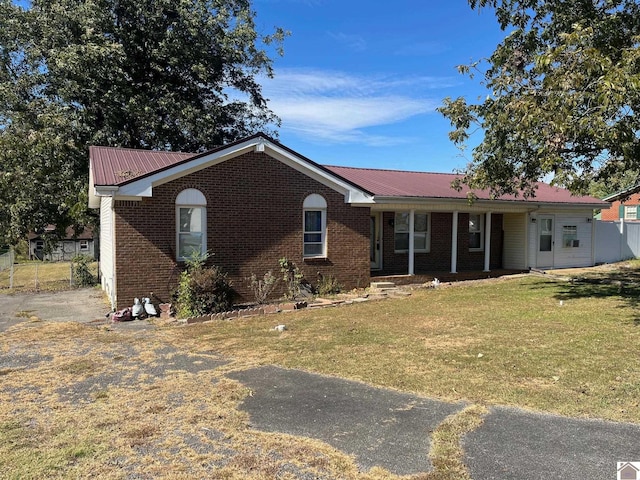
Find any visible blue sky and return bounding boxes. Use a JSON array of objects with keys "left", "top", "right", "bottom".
[{"left": 253, "top": 0, "right": 507, "bottom": 173}]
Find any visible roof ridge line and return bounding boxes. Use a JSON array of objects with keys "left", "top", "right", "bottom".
[
  {"left": 326, "top": 164, "right": 459, "bottom": 175},
  {"left": 91, "top": 145, "right": 195, "bottom": 155}
]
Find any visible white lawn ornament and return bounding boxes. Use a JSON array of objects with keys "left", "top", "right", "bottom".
[
  {"left": 132, "top": 298, "right": 144, "bottom": 318},
  {"left": 274, "top": 324, "right": 287, "bottom": 332},
  {"left": 143, "top": 297, "right": 158, "bottom": 316},
  {"left": 431, "top": 278, "right": 440, "bottom": 288}
]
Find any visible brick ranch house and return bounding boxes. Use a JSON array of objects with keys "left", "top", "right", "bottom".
[
  {"left": 88, "top": 133, "right": 607, "bottom": 310},
  {"left": 600, "top": 185, "right": 640, "bottom": 221}
]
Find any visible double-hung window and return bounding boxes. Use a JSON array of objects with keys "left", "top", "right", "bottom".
[
  {"left": 303, "top": 194, "right": 327, "bottom": 257},
  {"left": 562, "top": 225, "right": 578, "bottom": 247},
  {"left": 469, "top": 213, "right": 484, "bottom": 250},
  {"left": 624, "top": 205, "right": 638, "bottom": 220},
  {"left": 176, "top": 189, "right": 207, "bottom": 261},
  {"left": 394, "top": 212, "right": 429, "bottom": 252}
]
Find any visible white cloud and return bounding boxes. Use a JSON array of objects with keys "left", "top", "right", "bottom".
[
  {"left": 261, "top": 68, "right": 451, "bottom": 145},
  {"left": 328, "top": 32, "right": 367, "bottom": 52}
]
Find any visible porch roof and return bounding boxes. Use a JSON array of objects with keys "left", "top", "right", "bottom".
[{"left": 325, "top": 165, "right": 607, "bottom": 208}]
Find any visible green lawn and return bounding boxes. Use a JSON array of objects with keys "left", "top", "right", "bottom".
[{"left": 179, "top": 263, "right": 640, "bottom": 424}]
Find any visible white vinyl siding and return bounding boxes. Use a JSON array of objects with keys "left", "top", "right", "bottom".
[
  {"left": 502, "top": 213, "right": 527, "bottom": 269},
  {"left": 527, "top": 211, "right": 595, "bottom": 269},
  {"left": 99, "top": 196, "right": 116, "bottom": 308}
]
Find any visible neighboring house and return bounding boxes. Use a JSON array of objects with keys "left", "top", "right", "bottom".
[
  {"left": 28, "top": 226, "right": 96, "bottom": 261},
  {"left": 601, "top": 185, "right": 640, "bottom": 221},
  {"left": 88, "top": 133, "right": 606, "bottom": 309}
]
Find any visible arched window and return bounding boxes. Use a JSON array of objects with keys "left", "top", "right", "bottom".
[
  {"left": 176, "top": 189, "right": 207, "bottom": 261},
  {"left": 303, "top": 194, "right": 327, "bottom": 257}
]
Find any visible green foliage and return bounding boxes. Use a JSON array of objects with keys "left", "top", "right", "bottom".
[
  {"left": 278, "top": 257, "right": 303, "bottom": 300},
  {"left": 71, "top": 255, "right": 96, "bottom": 287},
  {"left": 0, "top": 0, "right": 287, "bottom": 244},
  {"left": 315, "top": 273, "right": 342, "bottom": 296},
  {"left": 175, "top": 252, "right": 234, "bottom": 317},
  {"left": 439, "top": 0, "right": 640, "bottom": 198},
  {"left": 247, "top": 270, "right": 279, "bottom": 304}
]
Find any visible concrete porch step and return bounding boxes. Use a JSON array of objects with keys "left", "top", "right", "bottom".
[{"left": 370, "top": 281, "right": 396, "bottom": 290}]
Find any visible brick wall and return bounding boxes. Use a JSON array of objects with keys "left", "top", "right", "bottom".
[
  {"left": 601, "top": 193, "right": 640, "bottom": 221},
  {"left": 380, "top": 211, "right": 503, "bottom": 274},
  {"left": 113, "top": 151, "right": 370, "bottom": 309}
]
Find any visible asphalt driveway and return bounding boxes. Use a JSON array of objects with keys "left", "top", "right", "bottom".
[
  {"left": 229, "top": 365, "right": 640, "bottom": 479},
  {"left": 0, "top": 288, "right": 150, "bottom": 332}
]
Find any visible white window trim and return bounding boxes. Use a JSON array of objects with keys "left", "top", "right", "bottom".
[
  {"left": 176, "top": 189, "right": 207, "bottom": 261},
  {"left": 469, "top": 213, "right": 484, "bottom": 251},
  {"left": 394, "top": 211, "right": 430, "bottom": 253},
  {"left": 624, "top": 205, "right": 637, "bottom": 220},
  {"left": 303, "top": 194, "right": 327, "bottom": 258},
  {"left": 562, "top": 225, "right": 578, "bottom": 248},
  {"left": 79, "top": 240, "right": 89, "bottom": 251}
]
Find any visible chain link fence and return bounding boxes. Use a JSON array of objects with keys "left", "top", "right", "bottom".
[
  {"left": 0, "top": 250, "right": 14, "bottom": 272},
  {"left": 0, "top": 260, "right": 98, "bottom": 292}
]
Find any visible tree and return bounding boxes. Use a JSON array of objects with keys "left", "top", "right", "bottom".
[
  {"left": 0, "top": 0, "right": 285, "bottom": 244},
  {"left": 438, "top": 0, "right": 640, "bottom": 199}
]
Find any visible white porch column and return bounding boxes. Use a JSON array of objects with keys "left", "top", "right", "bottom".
[
  {"left": 451, "top": 211, "right": 458, "bottom": 273},
  {"left": 408, "top": 209, "right": 415, "bottom": 275},
  {"left": 484, "top": 212, "right": 492, "bottom": 272}
]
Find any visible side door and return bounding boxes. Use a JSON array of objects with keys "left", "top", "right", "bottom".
[
  {"left": 536, "top": 215, "right": 555, "bottom": 268},
  {"left": 370, "top": 214, "right": 381, "bottom": 270}
]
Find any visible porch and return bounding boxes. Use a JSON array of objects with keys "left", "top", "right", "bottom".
[{"left": 371, "top": 269, "right": 528, "bottom": 287}]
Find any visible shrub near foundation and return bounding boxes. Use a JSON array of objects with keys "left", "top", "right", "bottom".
[
  {"left": 247, "top": 271, "right": 279, "bottom": 304},
  {"left": 174, "top": 253, "right": 234, "bottom": 317}
]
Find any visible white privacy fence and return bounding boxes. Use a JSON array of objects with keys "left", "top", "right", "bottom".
[{"left": 595, "top": 220, "right": 640, "bottom": 264}]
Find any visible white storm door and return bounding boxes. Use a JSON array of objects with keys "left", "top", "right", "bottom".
[{"left": 537, "top": 216, "right": 555, "bottom": 268}]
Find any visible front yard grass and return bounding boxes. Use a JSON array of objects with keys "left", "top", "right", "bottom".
[{"left": 179, "top": 263, "right": 640, "bottom": 424}]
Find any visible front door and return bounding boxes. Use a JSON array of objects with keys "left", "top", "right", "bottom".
[
  {"left": 370, "top": 214, "right": 381, "bottom": 270},
  {"left": 537, "top": 215, "right": 555, "bottom": 268}
]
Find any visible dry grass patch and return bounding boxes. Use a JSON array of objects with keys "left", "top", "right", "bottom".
[{"left": 1, "top": 322, "right": 414, "bottom": 479}]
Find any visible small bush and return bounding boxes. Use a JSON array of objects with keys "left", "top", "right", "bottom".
[
  {"left": 247, "top": 271, "right": 279, "bottom": 304},
  {"left": 316, "top": 273, "right": 342, "bottom": 296},
  {"left": 174, "top": 252, "right": 234, "bottom": 317},
  {"left": 279, "top": 257, "right": 303, "bottom": 300},
  {"left": 72, "top": 255, "right": 96, "bottom": 287}
]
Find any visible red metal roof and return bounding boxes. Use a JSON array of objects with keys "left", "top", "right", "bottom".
[
  {"left": 326, "top": 165, "right": 606, "bottom": 205},
  {"left": 90, "top": 146, "right": 194, "bottom": 186},
  {"left": 90, "top": 142, "right": 606, "bottom": 206}
]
